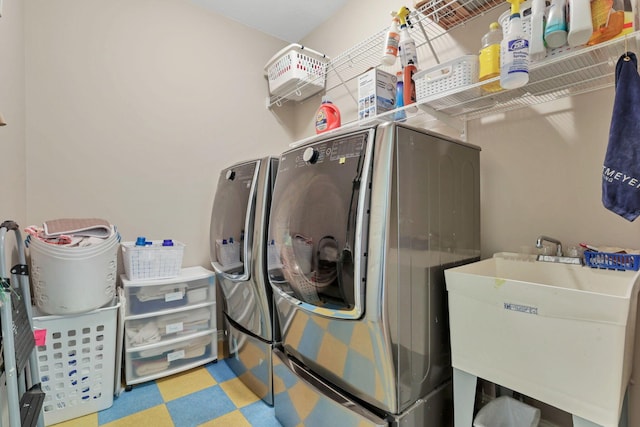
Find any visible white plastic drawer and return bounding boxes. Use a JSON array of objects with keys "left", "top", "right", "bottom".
[
  {"left": 121, "top": 266, "right": 214, "bottom": 316},
  {"left": 125, "top": 332, "right": 216, "bottom": 385},
  {"left": 125, "top": 305, "right": 215, "bottom": 349}
]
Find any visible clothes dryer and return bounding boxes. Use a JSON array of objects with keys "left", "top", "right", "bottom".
[
  {"left": 267, "top": 123, "right": 480, "bottom": 426},
  {"left": 209, "top": 156, "right": 279, "bottom": 405}
]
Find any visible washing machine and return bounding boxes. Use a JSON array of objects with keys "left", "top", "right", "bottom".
[
  {"left": 267, "top": 122, "right": 480, "bottom": 426},
  {"left": 209, "top": 156, "right": 279, "bottom": 405}
]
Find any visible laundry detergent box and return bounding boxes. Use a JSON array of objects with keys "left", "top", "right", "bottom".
[{"left": 357, "top": 68, "right": 397, "bottom": 120}]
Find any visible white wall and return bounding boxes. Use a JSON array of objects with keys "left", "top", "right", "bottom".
[
  {"left": 23, "top": 0, "right": 294, "bottom": 268},
  {"left": 0, "top": 0, "right": 27, "bottom": 268}
]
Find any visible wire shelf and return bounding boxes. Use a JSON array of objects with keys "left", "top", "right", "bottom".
[{"left": 267, "top": 0, "right": 639, "bottom": 139}]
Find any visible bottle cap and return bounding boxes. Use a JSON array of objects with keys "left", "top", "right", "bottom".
[
  {"left": 490, "top": 22, "right": 500, "bottom": 30},
  {"left": 135, "top": 236, "right": 146, "bottom": 246},
  {"left": 162, "top": 239, "right": 174, "bottom": 246}
]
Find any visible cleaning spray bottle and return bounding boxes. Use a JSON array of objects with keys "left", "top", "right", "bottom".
[
  {"left": 500, "top": 0, "right": 529, "bottom": 90},
  {"left": 382, "top": 14, "right": 401, "bottom": 66},
  {"left": 315, "top": 97, "right": 341, "bottom": 134},
  {"left": 529, "top": 0, "right": 547, "bottom": 60},
  {"left": 396, "top": 6, "right": 419, "bottom": 69},
  {"left": 479, "top": 22, "right": 503, "bottom": 92},
  {"left": 403, "top": 59, "right": 417, "bottom": 111},
  {"left": 394, "top": 71, "right": 407, "bottom": 121}
]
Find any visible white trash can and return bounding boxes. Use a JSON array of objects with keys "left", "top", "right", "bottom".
[{"left": 474, "top": 396, "right": 541, "bottom": 427}]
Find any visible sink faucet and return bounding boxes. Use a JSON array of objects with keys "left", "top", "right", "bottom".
[{"left": 536, "top": 235, "right": 563, "bottom": 257}]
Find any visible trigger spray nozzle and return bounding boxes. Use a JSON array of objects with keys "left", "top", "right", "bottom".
[
  {"left": 395, "top": 6, "right": 413, "bottom": 28},
  {"left": 506, "top": 0, "right": 524, "bottom": 15}
]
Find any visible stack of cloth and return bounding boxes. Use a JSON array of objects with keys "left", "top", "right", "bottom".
[
  {"left": 25, "top": 218, "right": 114, "bottom": 246},
  {"left": 131, "top": 334, "right": 212, "bottom": 376},
  {"left": 126, "top": 308, "right": 212, "bottom": 347}
]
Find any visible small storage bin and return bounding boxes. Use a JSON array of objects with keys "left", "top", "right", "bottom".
[
  {"left": 121, "top": 240, "right": 185, "bottom": 281},
  {"left": 125, "top": 306, "right": 214, "bottom": 348},
  {"left": 415, "top": 55, "right": 480, "bottom": 103},
  {"left": 474, "top": 396, "right": 541, "bottom": 427},
  {"left": 121, "top": 266, "right": 214, "bottom": 316},
  {"left": 125, "top": 333, "right": 215, "bottom": 384},
  {"left": 584, "top": 251, "right": 640, "bottom": 271},
  {"left": 265, "top": 43, "right": 329, "bottom": 101},
  {"left": 33, "top": 299, "right": 120, "bottom": 426}
]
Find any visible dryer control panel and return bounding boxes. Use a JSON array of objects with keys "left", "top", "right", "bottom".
[{"left": 294, "top": 133, "right": 367, "bottom": 168}]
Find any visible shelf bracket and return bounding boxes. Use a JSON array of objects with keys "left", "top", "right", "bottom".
[
  {"left": 419, "top": 104, "right": 467, "bottom": 140},
  {"left": 414, "top": 13, "right": 440, "bottom": 65},
  {"left": 329, "top": 61, "right": 358, "bottom": 106}
]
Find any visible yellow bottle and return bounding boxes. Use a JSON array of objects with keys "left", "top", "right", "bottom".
[{"left": 479, "top": 22, "right": 503, "bottom": 93}]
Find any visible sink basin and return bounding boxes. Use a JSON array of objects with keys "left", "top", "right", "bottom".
[{"left": 445, "top": 252, "right": 640, "bottom": 427}]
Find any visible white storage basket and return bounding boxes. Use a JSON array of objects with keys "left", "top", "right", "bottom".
[
  {"left": 415, "top": 55, "right": 480, "bottom": 103},
  {"left": 33, "top": 299, "right": 120, "bottom": 425},
  {"left": 27, "top": 230, "right": 120, "bottom": 315},
  {"left": 121, "top": 241, "right": 185, "bottom": 281},
  {"left": 265, "top": 44, "right": 329, "bottom": 101}
]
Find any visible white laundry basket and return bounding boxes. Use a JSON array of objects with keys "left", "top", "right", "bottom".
[
  {"left": 33, "top": 298, "right": 120, "bottom": 425},
  {"left": 27, "top": 229, "right": 120, "bottom": 315}
]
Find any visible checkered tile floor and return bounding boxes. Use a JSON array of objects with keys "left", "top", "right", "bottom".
[{"left": 50, "top": 360, "right": 282, "bottom": 427}]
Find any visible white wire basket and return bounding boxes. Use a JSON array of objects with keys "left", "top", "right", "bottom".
[
  {"left": 121, "top": 241, "right": 185, "bottom": 281},
  {"left": 265, "top": 44, "right": 329, "bottom": 101},
  {"left": 415, "top": 55, "right": 480, "bottom": 103}
]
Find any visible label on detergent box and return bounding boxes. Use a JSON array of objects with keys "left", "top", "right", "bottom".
[
  {"left": 503, "top": 302, "right": 538, "bottom": 315},
  {"left": 165, "top": 322, "right": 184, "bottom": 334},
  {"left": 167, "top": 349, "right": 186, "bottom": 362}
]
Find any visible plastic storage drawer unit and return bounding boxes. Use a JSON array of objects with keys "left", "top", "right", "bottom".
[
  {"left": 122, "top": 267, "right": 212, "bottom": 316},
  {"left": 121, "top": 266, "right": 217, "bottom": 387}
]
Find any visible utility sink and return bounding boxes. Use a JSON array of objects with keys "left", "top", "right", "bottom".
[{"left": 444, "top": 252, "right": 640, "bottom": 427}]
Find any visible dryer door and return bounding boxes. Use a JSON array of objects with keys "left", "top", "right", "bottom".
[
  {"left": 268, "top": 131, "right": 371, "bottom": 319},
  {"left": 210, "top": 160, "right": 258, "bottom": 279}
]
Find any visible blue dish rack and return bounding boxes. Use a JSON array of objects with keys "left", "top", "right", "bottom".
[{"left": 584, "top": 251, "right": 640, "bottom": 271}]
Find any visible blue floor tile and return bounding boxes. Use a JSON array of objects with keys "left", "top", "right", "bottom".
[
  {"left": 240, "top": 400, "right": 281, "bottom": 427},
  {"left": 98, "top": 381, "right": 164, "bottom": 424},
  {"left": 205, "top": 359, "right": 237, "bottom": 383},
  {"left": 166, "top": 385, "right": 236, "bottom": 427}
]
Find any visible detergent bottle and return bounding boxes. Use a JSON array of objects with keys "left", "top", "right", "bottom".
[
  {"left": 382, "top": 14, "right": 401, "bottom": 66},
  {"left": 315, "top": 97, "right": 341, "bottom": 134},
  {"left": 500, "top": 0, "right": 529, "bottom": 90},
  {"left": 479, "top": 22, "right": 503, "bottom": 92},
  {"left": 544, "top": 0, "right": 568, "bottom": 48},
  {"left": 566, "top": 0, "right": 593, "bottom": 46},
  {"left": 396, "top": 6, "right": 419, "bottom": 68}
]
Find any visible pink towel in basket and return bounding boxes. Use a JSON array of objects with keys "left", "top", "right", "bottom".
[{"left": 43, "top": 218, "right": 112, "bottom": 238}]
